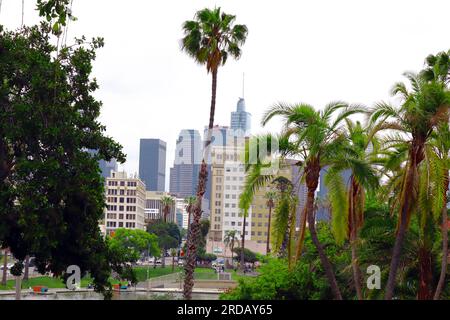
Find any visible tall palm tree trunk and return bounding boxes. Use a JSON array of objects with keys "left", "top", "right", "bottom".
[
  {"left": 385, "top": 141, "right": 424, "bottom": 299},
  {"left": 294, "top": 161, "right": 320, "bottom": 263},
  {"left": 295, "top": 204, "right": 308, "bottom": 262},
  {"left": 266, "top": 206, "right": 272, "bottom": 255},
  {"left": 418, "top": 243, "right": 433, "bottom": 299},
  {"left": 183, "top": 68, "right": 218, "bottom": 300},
  {"left": 434, "top": 174, "right": 448, "bottom": 300},
  {"left": 23, "top": 255, "right": 30, "bottom": 281},
  {"left": 1, "top": 248, "right": 8, "bottom": 286},
  {"left": 187, "top": 209, "right": 192, "bottom": 235},
  {"left": 307, "top": 209, "right": 343, "bottom": 300},
  {"left": 240, "top": 214, "right": 247, "bottom": 271},
  {"left": 349, "top": 181, "right": 363, "bottom": 300}
]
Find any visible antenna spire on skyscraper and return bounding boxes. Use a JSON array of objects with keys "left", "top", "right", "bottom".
[{"left": 242, "top": 72, "right": 245, "bottom": 99}]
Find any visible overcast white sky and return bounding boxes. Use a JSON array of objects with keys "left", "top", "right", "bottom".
[{"left": 1, "top": 0, "right": 449, "bottom": 191}]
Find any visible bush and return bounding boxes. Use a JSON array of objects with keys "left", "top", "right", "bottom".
[{"left": 232, "top": 247, "right": 258, "bottom": 263}]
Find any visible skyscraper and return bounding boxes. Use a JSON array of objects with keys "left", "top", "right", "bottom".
[
  {"left": 169, "top": 130, "right": 202, "bottom": 198},
  {"left": 230, "top": 98, "right": 251, "bottom": 137},
  {"left": 139, "top": 139, "right": 166, "bottom": 191}
]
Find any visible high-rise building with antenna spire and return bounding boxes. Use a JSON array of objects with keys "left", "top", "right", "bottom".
[{"left": 230, "top": 97, "right": 251, "bottom": 137}]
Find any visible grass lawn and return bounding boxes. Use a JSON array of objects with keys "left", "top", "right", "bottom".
[
  {"left": 193, "top": 267, "right": 252, "bottom": 281},
  {"left": 0, "top": 266, "right": 254, "bottom": 290},
  {"left": 134, "top": 266, "right": 182, "bottom": 282},
  {"left": 0, "top": 266, "right": 183, "bottom": 291}
]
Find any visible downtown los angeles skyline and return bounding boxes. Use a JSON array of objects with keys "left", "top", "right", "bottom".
[{"left": 1, "top": 0, "right": 450, "bottom": 191}]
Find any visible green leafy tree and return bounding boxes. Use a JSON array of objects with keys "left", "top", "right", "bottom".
[
  {"left": 232, "top": 247, "right": 258, "bottom": 264},
  {"left": 181, "top": 7, "right": 248, "bottom": 299},
  {"left": 108, "top": 228, "right": 159, "bottom": 263},
  {"left": 147, "top": 222, "right": 181, "bottom": 268},
  {"left": 107, "top": 229, "right": 158, "bottom": 285},
  {"left": 36, "top": 0, "right": 75, "bottom": 35},
  {"left": 0, "top": 23, "right": 125, "bottom": 298}
]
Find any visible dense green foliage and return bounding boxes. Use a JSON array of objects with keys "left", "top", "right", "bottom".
[
  {"left": 222, "top": 198, "right": 449, "bottom": 300},
  {"left": 107, "top": 228, "right": 159, "bottom": 284},
  {"left": 0, "top": 20, "right": 125, "bottom": 298},
  {"left": 232, "top": 247, "right": 258, "bottom": 264},
  {"left": 147, "top": 221, "right": 181, "bottom": 252}
]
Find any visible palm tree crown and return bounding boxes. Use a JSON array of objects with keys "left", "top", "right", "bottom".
[{"left": 181, "top": 7, "right": 248, "bottom": 74}]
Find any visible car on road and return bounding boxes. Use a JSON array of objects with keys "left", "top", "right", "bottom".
[{"left": 211, "top": 258, "right": 225, "bottom": 268}]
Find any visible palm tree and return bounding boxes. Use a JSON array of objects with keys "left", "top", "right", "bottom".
[
  {"left": 421, "top": 50, "right": 450, "bottom": 300},
  {"left": 262, "top": 101, "right": 365, "bottom": 300},
  {"left": 264, "top": 190, "right": 277, "bottom": 255},
  {"left": 328, "top": 119, "right": 380, "bottom": 299},
  {"left": 369, "top": 71, "right": 450, "bottom": 299},
  {"left": 160, "top": 196, "right": 174, "bottom": 223},
  {"left": 271, "top": 176, "right": 294, "bottom": 259},
  {"left": 181, "top": 7, "right": 248, "bottom": 300},
  {"left": 223, "top": 230, "right": 238, "bottom": 268}
]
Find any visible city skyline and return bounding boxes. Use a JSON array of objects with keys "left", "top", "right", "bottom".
[{"left": 3, "top": 1, "right": 448, "bottom": 193}]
